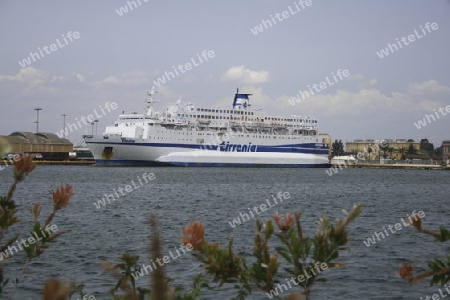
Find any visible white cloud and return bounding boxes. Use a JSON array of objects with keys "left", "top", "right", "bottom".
[
  {"left": 72, "top": 72, "right": 85, "bottom": 83},
  {"left": 414, "top": 99, "right": 443, "bottom": 112},
  {"left": 94, "top": 70, "right": 155, "bottom": 87},
  {"left": 121, "top": 70, "right": 152, "bottom": 85},
  {"left": 250, "top": 81, "right": 450, "bottom": 121},
  {"left": 122, "top": 70, "right": 148, "bottom": 78},
  {"left": 358, "top": 79, "right": 377, "bottom": 89},
  {"left": 155, "top": 84, "right": 177, "bottom": 99},
  {"left": 222, "top": 65, "right": 269, "bottom": 84},
  {"left": 408, "top": 80, "right": 450, "bottom": 95},
  {"left": 100, "top": 75, "right": 120, "bottom": 84},
  {"left": 50, "top": 76, "right": 66, "bottom": 83},
  {"left": 0, "top": 66, "right": 49, "bottom": 87}
]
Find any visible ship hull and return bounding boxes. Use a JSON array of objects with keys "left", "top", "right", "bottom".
[{"left": 86, "top": 136, "right": 330, "bottom": 168}]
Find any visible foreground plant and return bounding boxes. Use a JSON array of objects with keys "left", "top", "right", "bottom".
[
  {"left": 1, "top": 158, "right": 362, "bottom": 300},
  {"left": 0, "top": 155, "right": 73, "bottom": 299},
  {"left": 21, "top": 203, "right": 360, "bottom": 299},
  {"left": 181, "top": 204, "right": 362, "bottom": 299},
  {"left": 398, "top": 217, "right": 450, "bottom": 286},
  {"left": 103, "top": 216, "right": 210, "bottom": 300}
]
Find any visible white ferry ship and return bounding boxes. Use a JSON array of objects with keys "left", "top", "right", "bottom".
[{"left": 84, "top": 88, "right": 330, "bottom": 167}]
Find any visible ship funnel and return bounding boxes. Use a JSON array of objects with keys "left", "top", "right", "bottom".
[{"left": 232, "top": 89, "right": 253, "bottom": 109}]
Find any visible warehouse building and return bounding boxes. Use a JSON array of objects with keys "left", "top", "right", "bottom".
[{"left": 0, "top": 132, "right": 73, "bottom": 160}]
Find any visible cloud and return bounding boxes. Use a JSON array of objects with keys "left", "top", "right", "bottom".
[
  {"left": 358, "top": 79, "right": 377, "bottom": 89},
  {"left": 99, "top": 75, "right": 120, "bottom": 84},
  {"left": 155, "top": 85, "right": 176, "bottom": 99},
  {"left": 222, "top": 65, "right": 269, "bottom": 84},
  {"left": 50, "top": 76, "right": 66, "bottom": 83},
  {"left": 256, "top": 78, "right": 450, "bottom": 121},
  {"left": 408, "top": 80, "right": 450, "bottom": 95},
  {"left": 0, "top": 66, "right": 49, "bottom": 87},
  {"left": 72, "top": 72, "right": 85, "bottom": 83},
  {"left": 122, "top": 70, "right": 153, "bottom": 85},
  {"left": 344, "top": 74, "right": 377, "bottom": 89},
  {"left": 94, "top": 70, "right": 155, "bottom": 87}
]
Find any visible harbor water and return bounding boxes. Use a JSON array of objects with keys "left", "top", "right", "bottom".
[{"left": 0, "top": 166, "right": 449, "bottom": 299}]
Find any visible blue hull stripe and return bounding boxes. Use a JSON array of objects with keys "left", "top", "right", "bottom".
[
  {"left": 94, "top": 159, "right": 331, "bottom": 168},
  {"left": 95, "top": 160, "right": 171, "bottom": 166}
]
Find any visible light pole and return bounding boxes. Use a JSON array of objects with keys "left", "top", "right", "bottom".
[
  {"left": 379, "top": 148, "right": 381, "bottom": 164},
  {"left": 94, "top": 119, "right": 99, "bottom": 135},
  {"left": 34, "top": 108, "right": 42, "bottom": 133},
  {"left": 62, "top": 114, "right": 67, "bottom": 138}
]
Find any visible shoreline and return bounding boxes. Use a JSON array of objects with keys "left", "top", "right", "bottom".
[
  {"left": 2, "top": 160, "right": 448, "bottom": 169},
  {"left": 34, "top": 160, "right": 95, "bottom": 166},
  {"left": 345, "top": 163, "right": 448, "bottom": 170}
]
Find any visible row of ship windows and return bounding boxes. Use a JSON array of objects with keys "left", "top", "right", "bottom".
[
  {"left": 151, "top": 131, "right": 314, "bottom": 139},
  {"left": 149, "top": 137, "right": 312, "bottom": 140},
  {"left": 118, "top": 114, "right": 317, "bottom": 123},
  {"left": 196, "top": 108, "right": 254, "bottom": 115},
  {"left": 118, "top": 119, "right": 316, "bottom": 125},
  {"left": 149, "top": 137, "right": 314, "bottom": 140},
  {"left": 179, "top": 115, "right": 242, "bottom": 120},
  {"left": 179, "top": 113, "right": 316, "bottom": 123}
]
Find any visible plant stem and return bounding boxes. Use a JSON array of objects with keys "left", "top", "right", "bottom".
[
  {"left": 8, "top": 258, "right": 32, "bottom": 300},
  {"left": 416, "top": 267, "right": 450, "bottom": 280},
  {"left": 5, "top": 179, "right": 18, "bottom": 202}
]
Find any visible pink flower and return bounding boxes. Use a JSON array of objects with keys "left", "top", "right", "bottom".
[
  {"left": 52, "top": 184, "right": 74, "bottom": 210},
  {"left": 274, "top": 212, "right": 295, "bottom": 231},
  {"left": 181, "top": 221, "right": 205, "bottom": 251},
  {"left": 14, "top": 154, "right": 36, "bottom": 179}
]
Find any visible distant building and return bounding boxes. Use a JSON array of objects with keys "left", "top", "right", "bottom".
[
  {"left": 0, "top": 132, "right": 72, "bottom": 160},
  {"left": 319, "top": 133, "right": 332, "bottom": 156},
  {"left": 442, "top": 140, "right": 450, "bottom": 164},
  {"left": 345, "top": 139, "right": 420, "bottom": 160}
]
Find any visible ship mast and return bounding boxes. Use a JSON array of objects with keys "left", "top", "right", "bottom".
[{"left": 144, "top": 85, "right": 158, "bottom": 117}]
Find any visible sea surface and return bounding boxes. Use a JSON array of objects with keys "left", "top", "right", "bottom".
[{"left": 0, "top": 165, "right": 449, "bottom": 300}]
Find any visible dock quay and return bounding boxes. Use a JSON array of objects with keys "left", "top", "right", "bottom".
[{"left": 346, "top": 163, "right": 448, "bottom": 170}]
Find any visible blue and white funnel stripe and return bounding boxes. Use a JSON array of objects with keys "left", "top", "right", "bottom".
[{"left": 233, "top": 89, "right": 253, "bottom": 109}]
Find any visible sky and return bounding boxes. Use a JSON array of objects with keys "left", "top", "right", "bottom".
[{"left": 0, "top": 0, "right": 449, "bottom": 147}]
